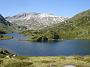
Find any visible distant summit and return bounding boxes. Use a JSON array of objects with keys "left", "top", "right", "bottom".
[{"left": 6, "top": 12, "right": 68, "bottom": 30}]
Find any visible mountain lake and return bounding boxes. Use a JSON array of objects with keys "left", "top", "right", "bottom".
[{"left": 0, "top": 33, "right": 90, "bottom": 56}]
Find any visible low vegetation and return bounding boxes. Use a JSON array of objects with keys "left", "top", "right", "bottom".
[
  {"left": 22, "top": 30, "right": 60, "bottom": 42},
  {"left": 0, "top": 56, "right": 90, "bottom": 67}
]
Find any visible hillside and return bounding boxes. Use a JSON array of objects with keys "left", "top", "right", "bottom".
[
  {"left": 22, "top": 9, "right": 90, "bottom": 41},
  {"left": 0, "top": 14, "right": 15, "bottom": 33},
  {"left": 46, "top": 9, "right": 90, "bottom": 39}
]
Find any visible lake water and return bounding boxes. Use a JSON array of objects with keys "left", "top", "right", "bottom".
[{"left": 0, "top": 33, "right": 90, "bottom": 56}]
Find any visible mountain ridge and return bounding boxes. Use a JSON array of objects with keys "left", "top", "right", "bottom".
[{"left": 6, "top": 12, "right": 68, "bottom": 30}]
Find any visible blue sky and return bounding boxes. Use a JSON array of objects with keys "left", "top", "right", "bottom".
[{"left": 0, "top": 0, "right": 90, "bottom": 17}]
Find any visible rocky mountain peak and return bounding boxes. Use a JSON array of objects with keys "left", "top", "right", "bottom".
[{"left": 6, "top": 12, "right": 68, "bottom": 30}]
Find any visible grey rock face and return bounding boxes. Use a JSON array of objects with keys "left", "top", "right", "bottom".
[{"left": 6, "top": 13, "right": 68, "bottom": 30}]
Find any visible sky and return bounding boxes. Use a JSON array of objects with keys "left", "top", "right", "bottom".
[{"left": 0, "top": 0, "right": 90, "bottom": 17}]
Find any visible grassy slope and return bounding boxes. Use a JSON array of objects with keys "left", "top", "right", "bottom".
[
  {"left": 0, "top": 14, "right": 16, "bottom": 34},
  {"left": 41, "top": 9, "right": 90, "bottom": 40},
  {"left": 0, "top": 56, "right": 90, "bottom": 67},
  {"left": 0, "top": 22, "right": 15, "bottom": 34},
  {"left": 0, "top": 15, "right": 15, "bottom": 40},
  {"left": 0, "top": 23, "right": 13, "bottom": 40}
]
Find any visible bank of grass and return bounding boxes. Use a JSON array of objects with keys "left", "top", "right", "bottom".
[
  {"left": 0, "top": 35, "right": 13, "bottom": 40},
  {"left": 0, "top": 56, "right": 90, "bottom": 67}
]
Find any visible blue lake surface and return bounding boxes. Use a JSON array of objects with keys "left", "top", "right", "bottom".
[{"left": 0, "top": 33, "right": 90, "bottom": 56}]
